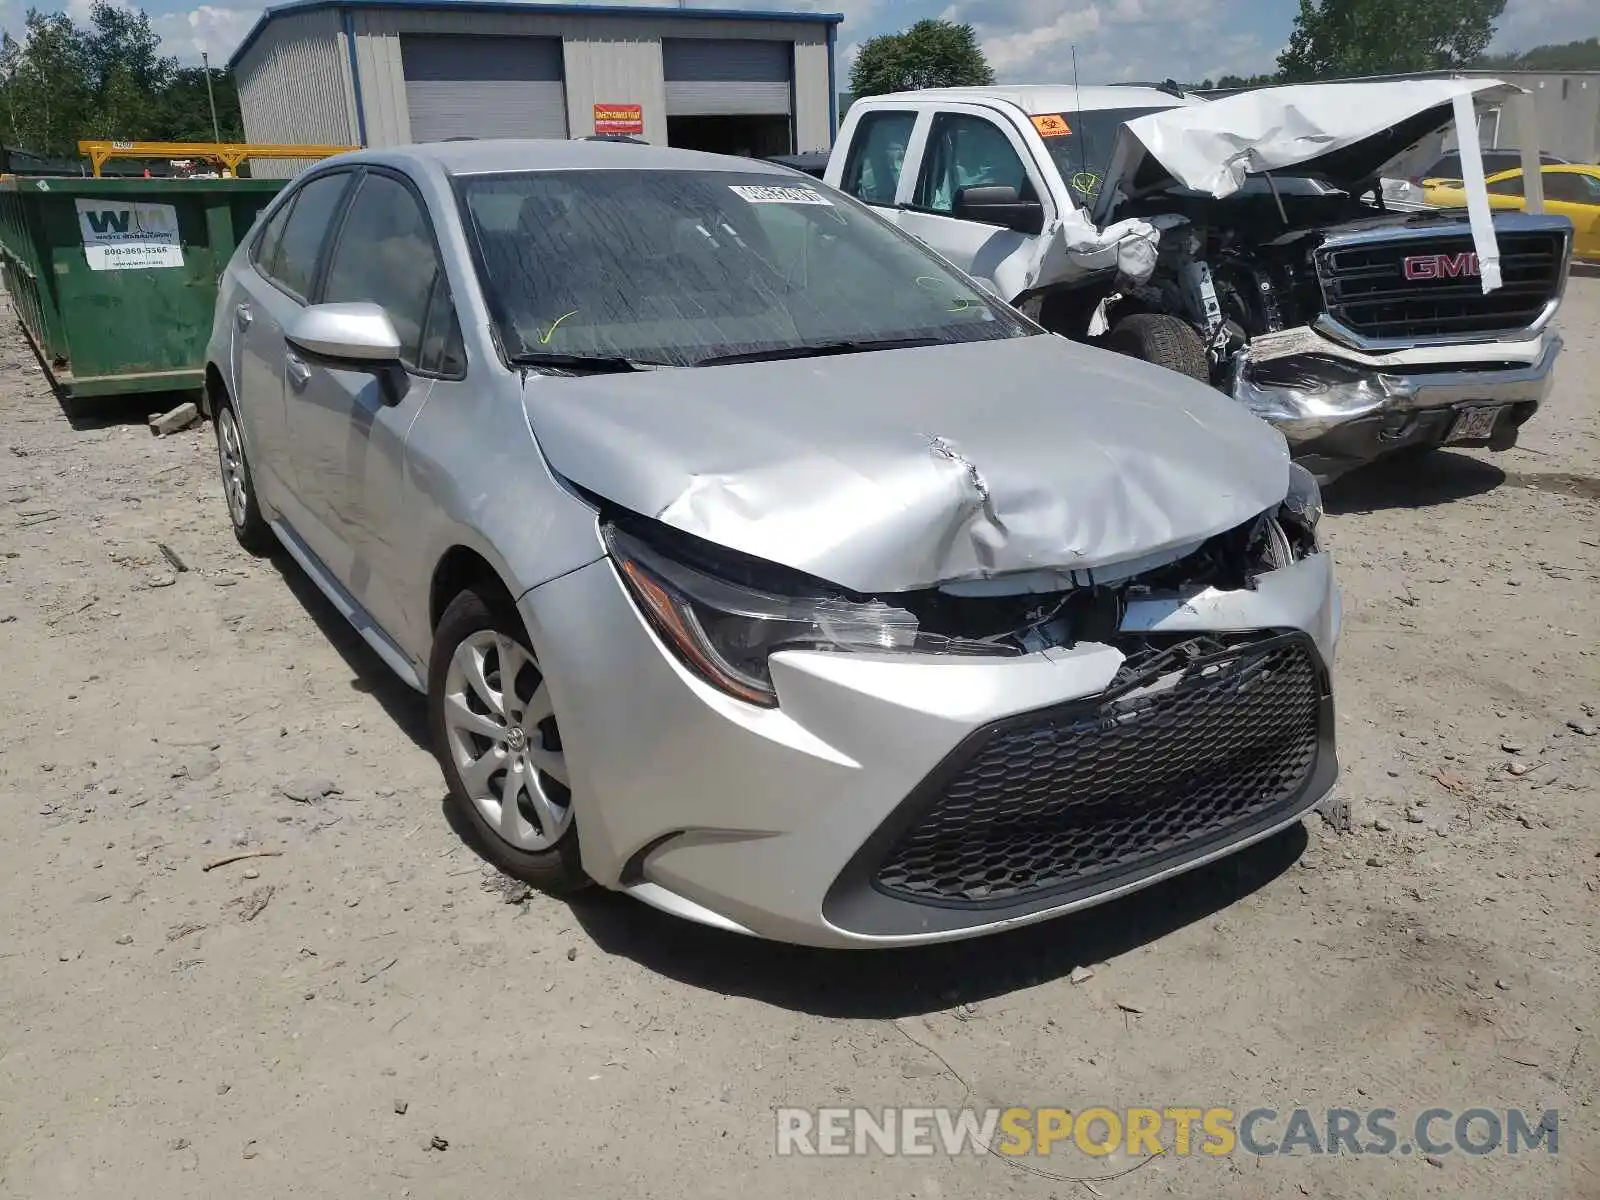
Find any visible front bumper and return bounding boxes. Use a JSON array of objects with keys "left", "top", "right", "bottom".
[
  {"left": 524, "top": 551, "right": 1341, "bottom": 949},
  {"left": 1231, "top": 331, "right": 1561, "bottom": 481}
]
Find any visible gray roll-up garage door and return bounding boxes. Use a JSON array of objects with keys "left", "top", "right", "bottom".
[
  {"left": 663, "top": 38, "right": 792, "bottom": 116},
  {"left": 401, "top": 35, "right": 568, "bottom": 141}
]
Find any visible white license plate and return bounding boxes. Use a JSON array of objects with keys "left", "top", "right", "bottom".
[{"left": 1447, "top": 406, "right": 1502, "bottom": 443}]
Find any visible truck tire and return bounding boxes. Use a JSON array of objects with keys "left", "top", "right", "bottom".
[{"left": 1106, "top": 313, "right": 1210, "bottom": 383}]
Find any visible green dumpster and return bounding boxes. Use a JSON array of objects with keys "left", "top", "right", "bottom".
[{"left": 0, "top": 175, "right": 285, "bottom": 407}]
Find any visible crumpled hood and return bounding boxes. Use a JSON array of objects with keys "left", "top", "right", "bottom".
[
  {"left": 1094, "top": 79, "right": 1521, "bottom": 208},
  {"left": 1090, "top": 78, "right": 1523, "bottom": 294},
  {"left": 523, "top": 335, "right": 1289, "bottom": 593}
]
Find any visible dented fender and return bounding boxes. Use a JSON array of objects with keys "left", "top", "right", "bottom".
[{"left": 1022, "top": 210, "right": 1162, "bottom": 295}]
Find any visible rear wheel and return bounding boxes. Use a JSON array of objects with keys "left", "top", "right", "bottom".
[
  {"left": 1106, "top": 313, "right": 1210, "bottom": 383},
  {"left": 214, "top": 402, "right": 275, "bottom": 556},
  {"left": 428, "top": 589, "right": 587, "bottom": 891}
]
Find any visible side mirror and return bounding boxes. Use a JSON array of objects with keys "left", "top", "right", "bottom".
[
  {"left": 285, "top": 302, "right": 401, "bottom": 364},
  {"left": 954, "top": 184, "right": 1045, "bottom": 235}
]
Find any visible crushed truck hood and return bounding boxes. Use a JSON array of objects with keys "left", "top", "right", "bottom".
[
  {"left": 1094, "top": 79, "right": 1519, "bottom": 206},
  {"left": 1090, "top": 78, "right": 1522, "bottom": 292},
  {"left": 523, "top": 335, "right": 1290, "bottom": 593}
]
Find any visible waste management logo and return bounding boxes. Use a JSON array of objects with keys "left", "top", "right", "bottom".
[
  {"left": 75, "top": 199, "right": 184, "bottom": 271},
  {"left": 775, "top": 1106, "right": 1558, "bottom": 1160}
]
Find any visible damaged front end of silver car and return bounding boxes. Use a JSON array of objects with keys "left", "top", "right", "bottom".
[{"left": 598, "top": 463, "right": 1327, "bottom": 709}]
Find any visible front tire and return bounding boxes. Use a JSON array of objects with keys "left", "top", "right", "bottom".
[
  {"left": 428, "top": 589, "right": 587, "bottom": 891},
  {"left": 1105, "top": 312, "right": 1210, "bottom": 383},
  {"left": 214, "top": 401, "right": 275, "bottom": 556}
]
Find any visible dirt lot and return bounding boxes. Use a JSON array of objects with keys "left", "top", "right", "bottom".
[{"left": 1, "top": 280, "right": 1597, "bottom": 1200}]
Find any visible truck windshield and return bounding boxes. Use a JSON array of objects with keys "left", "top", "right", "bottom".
[
  {"left": 459, "top": 169, "right": 1031, "bottom": 368},
  {"left": 1038, "top": 107, "right": 1176, "bottom": 206}
]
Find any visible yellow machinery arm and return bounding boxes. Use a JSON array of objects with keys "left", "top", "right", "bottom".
[{"left": 77, "top": 140, "right": 358, "bottom": 178}]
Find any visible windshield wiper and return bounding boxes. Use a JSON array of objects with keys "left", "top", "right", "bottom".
[
  {"left": 508, "top": 351, "right": 669, "bottom": 375},
  {"left": 691, "top": 337, "right": 945, "bottom": 367}
]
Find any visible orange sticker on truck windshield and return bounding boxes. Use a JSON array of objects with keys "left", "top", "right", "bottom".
[{"left": 1031, "top": 114, "right": 1072, "bottom": 137}]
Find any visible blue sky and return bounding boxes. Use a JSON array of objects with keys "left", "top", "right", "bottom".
[{"left": 4, "top": 0, "right": 1594, "bottom": 80}]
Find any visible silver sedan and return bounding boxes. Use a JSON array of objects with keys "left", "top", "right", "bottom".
[{"left": 206, "top": 139, "right": 1340, "bottom": 948}]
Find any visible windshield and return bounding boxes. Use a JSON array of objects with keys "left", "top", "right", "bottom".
[
  {"left": 1037, "top": 107, "right": 1178, "bottom": 207},
  {"left": 459, "top": 170, "right": 1031, "bottom": 367}
]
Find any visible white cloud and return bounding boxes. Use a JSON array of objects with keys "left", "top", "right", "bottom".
[
  {"left": 1490, "top": 0, "right": 1597, "bottom": 52},
  {"left": 149, "top": 4, "right": 259, "bottom": 63},
  {"left": 944, "top": 0, "right": 1276, "bottom": 84}
]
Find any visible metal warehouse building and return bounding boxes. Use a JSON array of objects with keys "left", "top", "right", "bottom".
[{"left": 226, "top": 0, "right": 843, "bottom": 175}]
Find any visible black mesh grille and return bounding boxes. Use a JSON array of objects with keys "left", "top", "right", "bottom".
[
  {"left": 873, "top": 635, "right": 1324, "bottom": 907},
  {"left": 1316, "top": 230, "right": 1564, "bottom": 340}
]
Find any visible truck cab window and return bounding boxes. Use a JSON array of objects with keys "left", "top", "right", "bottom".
[{"left": 913, "top": 114, "right": 1028, "bottom": 214}]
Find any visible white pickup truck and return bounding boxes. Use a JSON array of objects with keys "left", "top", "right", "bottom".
[{"left": 822, "top": 81, "right": 1574, "bottom": 480}]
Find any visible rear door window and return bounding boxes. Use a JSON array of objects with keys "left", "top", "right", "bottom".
[
  {"left": 840, "top": 111, "right": 917, "bottom": 206},
  {"left": 250, "top": 196, "right": 296, "bottom": 272}
]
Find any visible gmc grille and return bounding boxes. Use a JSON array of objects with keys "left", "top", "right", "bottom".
[{"left": 1316, "top": 230, "right": 1564, "bottom": 341}]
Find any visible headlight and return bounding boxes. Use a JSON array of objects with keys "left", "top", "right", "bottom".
[
  {"left": 605, "top": 524, "right": 1009, "bottom": 707},
  {"left": 1283, "top": 462, "right": 1323, "bottom": 528},
  {"left": 1278, "top": 462, "right": 1322, "bottom": 556}
]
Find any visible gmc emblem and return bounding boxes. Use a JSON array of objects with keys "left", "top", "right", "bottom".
[{"left": 1403, "top": 252, "right": 1480, "bottom": 280}]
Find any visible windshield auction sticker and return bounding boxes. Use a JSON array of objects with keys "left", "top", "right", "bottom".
[
  {"left": 729, "top": 184, "right": 834, "bottom": 206},
  {"left": 75, "top": 199, "right": 184, "bottom": 270}
]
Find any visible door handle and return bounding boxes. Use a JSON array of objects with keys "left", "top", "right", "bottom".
[
  {"left": 285, "top": 353, "right": 312, "bottom": 391},
  {"left": 234, "top": 302, "right": 253, "bottom": 331}
]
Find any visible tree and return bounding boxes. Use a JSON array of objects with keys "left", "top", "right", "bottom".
[
  {"left": 0, "top": 11, "right": 92, "bottom": 157},
  {"left": 82, "top": 0, "right": 174, "bottom": 139},
  {"left": 849, "top": 18, "right": 995, "bottom": 98},
  {"left": 0, "top": 2, "right": 238, "bottom": 161},
  {"left": 1278, "top": 0, "right": 1506, "bottom": 80},
  {"left": 1475, "top": 37, "right": 1600, "bottom": 71},
  {"left": 1215, "top": 72, "right": 1283, "bottom": 89},
  {"left": 153, "top": 66, "right": 244, "bottom": 142}
]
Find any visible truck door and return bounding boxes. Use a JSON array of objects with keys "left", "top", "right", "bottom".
[{"left": 894, "top": 107, "right": 1054, "bottom": 304}]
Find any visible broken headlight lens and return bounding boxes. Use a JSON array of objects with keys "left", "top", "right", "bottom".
[
  {"left": 604, "top": 525, "right": 1012, "bottom": 708},
  {"left": 1277, "top": 462, "right": 1323, "bottom": 555}
]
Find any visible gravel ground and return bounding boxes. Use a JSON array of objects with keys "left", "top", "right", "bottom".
[{"left": 0, "top": 282, "right": 1596, "bottom": 1200}]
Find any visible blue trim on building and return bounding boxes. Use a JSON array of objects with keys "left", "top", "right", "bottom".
[
  {"left": 825, "top": 21, "right": 837, "bottom": 143},
  {"left": 342, "top": 7, "right": 370, "bottom": 145},
  {"left": 229, "top": 0, "right": 844, "bottom": 73}
]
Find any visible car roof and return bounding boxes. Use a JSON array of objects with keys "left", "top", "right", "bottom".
[
  {"left": 854, "top": 84, "right": 1197, "bottom": 115},
  {"left": 340, "top": 138, "right": 800, "bottom": 178},
  {"left": 1435, "top": 149, "right": 1568, "bottom": 164},
  {"left": 1483, "top": 163, "right": 1599, "bottom": 180}
]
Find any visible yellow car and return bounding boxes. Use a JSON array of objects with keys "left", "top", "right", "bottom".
[{"left": 1424, "top": 164, "right": 1600, "bottom": 261}]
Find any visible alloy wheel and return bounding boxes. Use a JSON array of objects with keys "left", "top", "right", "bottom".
[
  {"left": 216, "top": 407, "right": 250, "bottom": 530},
  {"left": 441, "top": 629, "right": 572, "bottom": 851}
]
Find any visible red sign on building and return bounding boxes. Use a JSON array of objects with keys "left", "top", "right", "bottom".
[{"left": 593, "top": 103, "right": 645, "bottom": 136}]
